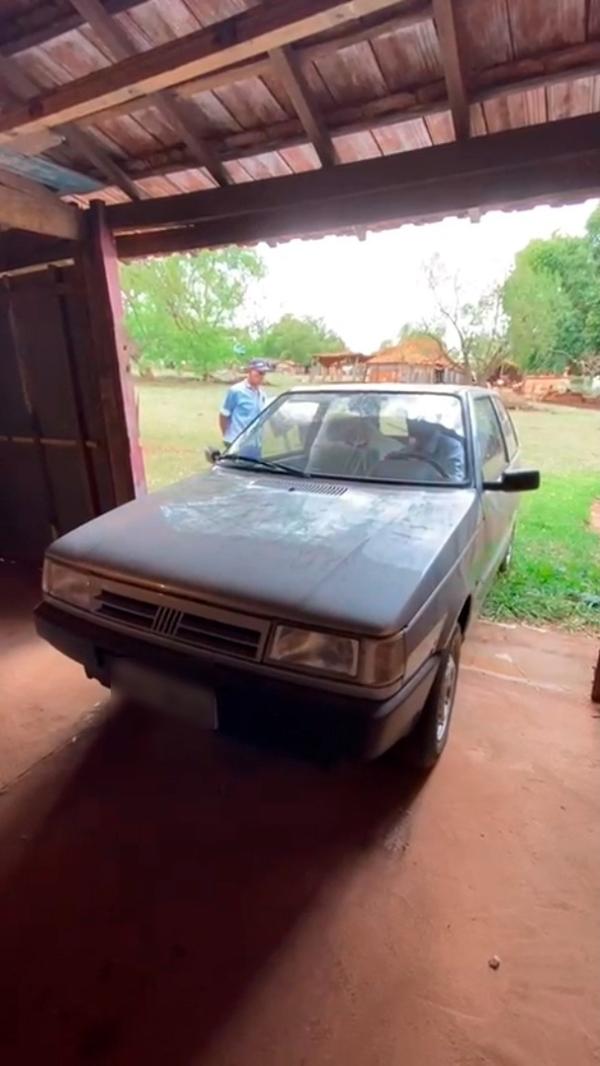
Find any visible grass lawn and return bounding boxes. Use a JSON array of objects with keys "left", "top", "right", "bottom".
[{"left": 137, "top": 381, "right": 600, "bottom": 631}]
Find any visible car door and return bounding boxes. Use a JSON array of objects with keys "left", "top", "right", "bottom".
[{"left": 472, "top": 394, "right": 516, "bottom": 594}]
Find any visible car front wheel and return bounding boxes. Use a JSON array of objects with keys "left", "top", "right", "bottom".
[{"left": 412, "top": 625, "right": 462, "bottom": 769}]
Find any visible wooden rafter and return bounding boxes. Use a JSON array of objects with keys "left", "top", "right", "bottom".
[
  {"left": 75, "top": 4, "right": 434, "bottom": 129},
  {"left": 269, "top": 45, "right": 336, "bottom": 167},
  {"left": 0, "top": 168, "right": 82, "bottom": 239},
  {"left": 0, "top": 52, "right": 145, "bottom": 201},
  {"left": 0, "top": 0, "right": 404, "bottom": 139},
  {"left": 432, "top": 0, "right": 470, "bottom": 139},
  {"left": 68, "top": 0, "right": 229, "bottom": 186}
]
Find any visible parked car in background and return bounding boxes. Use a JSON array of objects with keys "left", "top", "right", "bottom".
[{"left": 36, "top": 386, "right": 539, "bottom": 768}]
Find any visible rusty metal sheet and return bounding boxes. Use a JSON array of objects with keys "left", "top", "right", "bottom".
[
  {"left": 371, "top": 21, "right": 443, "bottom": 90},
  {"left": 507, "top": 0, "right": 586, "bottom": 58},
  {"left": 313, "top": 41, "right": 388, "bottom": 104},
  {"left": 372, "top": 118, "right": 431, "bottom": 154}
]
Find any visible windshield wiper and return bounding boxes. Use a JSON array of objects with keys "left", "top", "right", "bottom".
[{"left": 217, "top": 454, "right": 311, "bottom": 478}]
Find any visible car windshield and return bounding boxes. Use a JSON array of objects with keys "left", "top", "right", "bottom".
[{"left": 223, "top": 390, "right": 468, "bottom": 486}]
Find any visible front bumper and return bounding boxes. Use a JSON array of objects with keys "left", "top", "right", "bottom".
[{"left": 35, "top": 601, "right": 438, "bottom": 759}]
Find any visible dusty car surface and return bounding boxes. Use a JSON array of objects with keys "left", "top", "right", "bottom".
[{"left": 36, "top": 385, "right": 539, "bottom": 767}]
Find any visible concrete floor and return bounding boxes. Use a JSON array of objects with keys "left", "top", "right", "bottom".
[{"left": 1, "top": 564, "right": 599, "bottom": 1066}]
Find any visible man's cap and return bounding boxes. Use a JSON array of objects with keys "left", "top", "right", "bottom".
[{"left": 247, "top": 359, "right": 270, "bottom": 373}]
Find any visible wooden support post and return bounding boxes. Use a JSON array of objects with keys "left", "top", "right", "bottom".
[{"left": 77, "top": 201, "right": 145, "bottom": 504}]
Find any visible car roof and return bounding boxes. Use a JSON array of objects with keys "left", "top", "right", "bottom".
[{"left": 285, "top": 383, "right": 490, "bottom": 398}]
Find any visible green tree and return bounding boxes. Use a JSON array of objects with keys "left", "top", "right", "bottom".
[
  {"left": 503, "top": 214, "right": 600, "bottom": 370},
  {"left": 121, "top": 248, "right": 266, "bottom": 377},
  {"left": 259, "top": 313, "right": 346, "bottom": 365},
  {"left": 421, "top": 254, "right": 508, "bottom": 382}
]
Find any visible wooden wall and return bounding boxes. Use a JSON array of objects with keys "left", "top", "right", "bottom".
[{"left": 0, "top": 258, "right": 144, "bottom": 563}]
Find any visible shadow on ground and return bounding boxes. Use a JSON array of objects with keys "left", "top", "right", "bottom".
[{"left": 0, "top": 698, "right": 427, "bottom": 1065}]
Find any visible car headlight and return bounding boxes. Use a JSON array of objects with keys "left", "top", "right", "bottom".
[
  {"left": 42, "top": 559, "right": 100, "bottom": 611},
  {"left": 268, "top": 625, "right": 359, "bottom": 678}
]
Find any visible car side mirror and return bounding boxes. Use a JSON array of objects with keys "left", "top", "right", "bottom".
[
  {"left": 483, "top": 468, "right": 540, "bottom": 493},
  {"left": 204, "top": 446, "right": 221, "bottom": 464}
]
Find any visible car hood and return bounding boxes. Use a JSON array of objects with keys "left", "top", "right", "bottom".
[{"left": 50, "top": 468, "right": 479, "bottom": 636}]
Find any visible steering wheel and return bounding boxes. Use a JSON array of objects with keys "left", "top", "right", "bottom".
[{"left": 384, "top": 450, "right": 449, "bottom": 479}]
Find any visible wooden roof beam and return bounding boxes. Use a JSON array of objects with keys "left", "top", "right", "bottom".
[
  {"left": 432, "top": 0, "right": 469, "bottom": 139},
  {"left": 269, "top": 45, "right": 336, "bottom": 167},
  {"left": 0, "top": 168, "right": 82, "bottom": 238},
  {"left": 68, "top": 0, "right": 229, "bottom": 186},
  {"left": 0, "top": 0, "right": 404, "bottom": 139}
]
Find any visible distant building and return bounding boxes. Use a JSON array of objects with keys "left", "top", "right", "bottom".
[
  {"left": 311, "top": 351, "right": 369, "bottom": 381},
  {"left": 365, "top": 337, "right": 465, "bottom": 384}
]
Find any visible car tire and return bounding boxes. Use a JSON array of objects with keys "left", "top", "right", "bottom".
[{"left": 411, "top": 625, "right": 462, "bottom": 769}]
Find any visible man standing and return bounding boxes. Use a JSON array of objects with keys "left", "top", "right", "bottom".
[{"left": 219, "top": 359, "right": 269, "bottom": 446}]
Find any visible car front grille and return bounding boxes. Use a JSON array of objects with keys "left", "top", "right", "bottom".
[{"left": 97, "top": 589, "right": 262, "bottom": 660}]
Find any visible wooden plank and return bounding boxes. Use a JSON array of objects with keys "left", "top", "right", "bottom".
[
  {"left": 0, "top": 0, "right": 404, "bottom": 138},
  {"left": 76, "top": 202, "right": 145, "bottom": 503},
  {"left": 0, "top": 0, "right": 148, "bottom": 57},
  {"left": 0, "top": 176, "right": 83, "bottom": 239},
  {"left": 269, "top": 45, "right": 336, "bottom": 166},
  {"left": 432, "top": 0, "right": 470, "bottom": 138},
  {"left": 107, "top": 111, "right": 600, "bottom": 232},
  {"left": 68, "top": 0, "right": 229, "bottom": 185}
]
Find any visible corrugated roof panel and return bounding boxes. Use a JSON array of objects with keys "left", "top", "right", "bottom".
[
  {"left": 371, "top": 21, "right": 443, "bottom": 90},
  {"left": 507, "top": 0, "right": 586, "bottom": 58},
  {"left": 372, "top": 118, "right": 431, "bottom": 154}
]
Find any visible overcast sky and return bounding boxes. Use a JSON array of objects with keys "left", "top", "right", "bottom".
[{"left": 252, "top": 198, "right": 598, "bottom": 353}]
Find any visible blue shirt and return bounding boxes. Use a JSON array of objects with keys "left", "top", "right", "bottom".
[{"left": 221, "top": 380, "right": 267, "bottom": 444}]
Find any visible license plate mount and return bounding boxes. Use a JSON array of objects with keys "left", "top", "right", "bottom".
[{"left": 111, "top": 658, "right": 218, "bottom": 730}]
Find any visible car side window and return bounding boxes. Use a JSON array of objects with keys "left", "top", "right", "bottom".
[
  {"left": 474, "top": 397, "right": 507, "bottom": 481},
  {"left": 493, "top": 397, "right": 519, "bottom": 460}
]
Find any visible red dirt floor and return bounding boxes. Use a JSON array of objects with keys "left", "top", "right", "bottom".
[{"left": 0, "top": 565, "right": 599, "bottom": 1066}]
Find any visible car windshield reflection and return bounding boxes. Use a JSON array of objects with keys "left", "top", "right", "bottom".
[{"left": 223, "top": 390, "right": 468, "bottom": 486}]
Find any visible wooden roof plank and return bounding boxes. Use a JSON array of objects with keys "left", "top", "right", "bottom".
[
  {"left": 507, "top": 0, "right": 586, "bottom": 59},
  {"left": 0, "top": 0, "right": 404, "bottom": 139},
  {"left": 67, "top": 0, "right": 230, "bottom": 184},
  {"left": 0, "top": 0, "right": 148, "bottom": 57},
  {"left": 432, "top": 0, "right": 470, "bottom": 138}
]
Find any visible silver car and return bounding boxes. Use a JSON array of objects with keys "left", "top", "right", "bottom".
[{"left": 36, "top": 385, "right": 539, "bottom": 767}]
